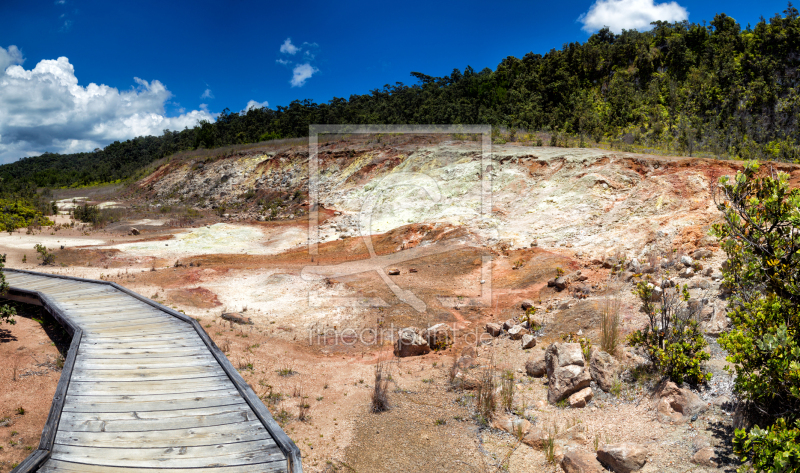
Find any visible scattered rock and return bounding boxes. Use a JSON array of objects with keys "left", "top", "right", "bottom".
[
  {"left": 503, "top": 319, "right": 516, "bottom": 330},
  {"left": 561, "top": 450, "right": 605, "bottom": 473},
  {"left": 491, "top": 413, "right": 531, "bottom": 436},
  {"left": 394, "top": 327, "right": 431, "bottom": 357},
  {"left": 221, "top": 312, "right": 253, "bottom": 325},
  {"left": 521, "top": 300, "right": 534, "bottom": 311},
  {"left": 653, "top": 380, "right": 708, "bottom": 423},
  {"left": 546, "top": 343, "right": 591, "bottom": 404},
  {"left": 387, "top": 268, "right": 400, "bottom": 275},
  {"left": 553, "top": 276, "right": 569, "bottom": 290},
  {"left": 692, "top": 249, "right": 712, "bottom": 260},
  {"left": 681, "top": 255, "right": 694, "bottom": 267},
  {"left": 521, "top": 334, "right": 537, "bottom": 349},
  {"left": 679, "top": 267, "right": 695, "bottom": 278},
  {"left": 521, "top": 426, "right": 547, "bottom": 448},
  {"left": 485, "top": 323, "right": 502, "bottom": 337},
  {"left": 597, "top": 443, "right": 649, "bottom": 472},
  {"left": 692, "top": 447, "right": 718, "bottom": 468},
  {"left": 525, "top": 349, "right": 547, "bottom": 377},
  {"left": 508, "top": 325, "right": 529, "bottom": 340},
  {"left": 422, "top": 323, "right": 452, "bottom": 350},
  {"left": 130, "top": 228, "right": 140, "bottom": 236},
  {"left": 650, "top": 285, "right": 663, "bottom": 301},
  {"left": 589, "top": 350, "right": 619, "bottom": 392},
  {"left": 568, "top": 387, "right": 593, "bottom": 408}
]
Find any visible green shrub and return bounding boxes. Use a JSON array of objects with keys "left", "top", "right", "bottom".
[
  {"left": 0, "top": 254, "right": 17, "bottom": 325},
  {"left": 628, "top": 281, "right": 711, "bottom": 385},
  {"left": 712, "top": 160, "right": 800, "bottom": 471},
  {"left": 35, "top": 243, "right": 55, "bottom": 266}
]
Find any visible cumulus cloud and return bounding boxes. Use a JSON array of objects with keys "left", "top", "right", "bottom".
[
  {"left": 290, "top": 63, "right": 317, "bottom": 88},
  {"left": 200, "top": 88, "right": 214, "bottom": 99},
  {"left": 243, "top": 100, "right": 269, "bottom": 113},
  {"left": 280, "top": 38, "right": 299, "bottom": 55},
  {"left": 0, "top": 46, "right": 24, "bottom": 72},
  {"left": 276, "top": 58, "right": 290, "bottom": 66},
  {"left": 579, "top": 0, "right": 688, "bottom": 33},
  {"left": 0, "top": 48, "right": 213, "bottom": 163}
]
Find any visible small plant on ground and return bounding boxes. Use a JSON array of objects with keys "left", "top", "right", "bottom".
[
  {"left": 371, "top": 359, "right": 390, "bottom": 413},
  {"left": 0, "top": 254, "right": 17, "bottom": 325},
  {"left": 35, "top": 243, "right": 55, "bottom": 265},
  {"left": 600, "top": 283, "right": 622, "bottom": 353},
  {"left": 499, "top": 370, "right": 514, "bottom": 411},
  {"left": 475, "top": 362, "right": 496, "bottom": 425}
]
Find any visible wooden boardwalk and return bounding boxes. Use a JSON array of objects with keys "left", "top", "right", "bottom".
[{"left": 2, "top": 269, "right": 301, "bottom": 473}]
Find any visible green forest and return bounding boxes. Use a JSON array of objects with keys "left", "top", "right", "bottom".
[{"left": 2, "top": 6, "right": 800, "bottom": 189}]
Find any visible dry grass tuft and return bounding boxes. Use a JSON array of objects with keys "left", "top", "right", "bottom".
[{"left": 371, "top": 359, "right": 391, "bottom": 413}]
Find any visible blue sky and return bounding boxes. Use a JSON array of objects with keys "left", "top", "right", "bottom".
[{"left": 0, "top": 0, "right": 793, "bottom": 163}]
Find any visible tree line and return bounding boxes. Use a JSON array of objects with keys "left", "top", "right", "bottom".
[{"left": 2, "top": 5, "right": 800, "bottom": 188}]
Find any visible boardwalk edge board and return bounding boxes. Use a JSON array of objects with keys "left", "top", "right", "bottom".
[{"left": 2, "top": 268, "right": 302, "bottom": 473}]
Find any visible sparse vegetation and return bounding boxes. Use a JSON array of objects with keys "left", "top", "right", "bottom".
[
  {"left": 0, "top": 254, "right": 17, "bottom": 325},
  {"left": 629, "top": 280, "right": 711, "bottom": 385},
  {"left": 371, "top": 359, "right": 391, "bottom": 413},
  {"left": 34, "top": 243, "right": 55, "bottom": 265}
]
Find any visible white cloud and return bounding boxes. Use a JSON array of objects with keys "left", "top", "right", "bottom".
[
  {"left": 290, "top": 63, "right": 317, "bottom": 88},
  {"left": 280, "top": 38, "right": 299, "bottom": 55},
  {"left": 243, "top": 100, "right": 269, "bottom": 112},
  {"left": 0, "top": 49, "right": 213, "bottom": 163},
  {"left": 200, "top": 88, "right": 214, "bottom": 99},
  {"left": 59, "top": 19, "right": 73, "bottom": 32},
  {"left": 276, "top": 58, "right": 291, "bottom": 66},
  {"left": 0, "top": 45, "right": 24, "bottom": 72},
  {"left": 578, "top": 0, "right": 688, "bottom": 33}
]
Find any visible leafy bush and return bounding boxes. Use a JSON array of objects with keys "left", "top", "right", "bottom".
[
  {"left": 628, "top": 281, "right": 711, "bottom": 385},
  {"left": 712, "top": 161, "right": 800, "bottom": 471},
  {"left": 0, "top": 254, "right": 17, "bottom": 325},
  {"left": 35, "top": 244, "right": 55, "bottom": 266}
]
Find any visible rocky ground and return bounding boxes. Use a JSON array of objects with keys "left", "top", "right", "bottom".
[{"left": 2, "top": 140, "right": 796, "bottom": 472}]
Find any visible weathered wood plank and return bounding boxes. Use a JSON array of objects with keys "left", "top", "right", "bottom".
[
  {"left": 67, "top": 376, "right": 233, "bottom": 395},
  {"left": 58, "top": 408, "right": 260, "bottom": 432},
  {"left": 38, "top": 458, "right": 288, "bottom": 473},
  {"left": 70, "top": 365, "right": 224, "bottom": 382},
  {"left": 75, "top": 355, "right": 217, "bottom": 369},
  {"left": 64, "top": 387, "right": 240, "bottom": 404},
  {"left": 50, "top": 440, "right": 284, "bottom": 467},
  {"left": 54, "top": 420, "right": 272, "bottom": 447},
  {"left": 63, "top": 393, "right": 248, "bottom": 413}
]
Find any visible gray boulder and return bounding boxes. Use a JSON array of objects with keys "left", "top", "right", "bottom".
[
  {"left": 546, "top": 343, "right": 591, "bottom": 404},
  {"left": 525, "top": 349, "right": 547, "bottom": 377},
  {"left": 394, "top": 327, "right": 431, "bottom": 357},
  {"left": 589, "top": 350, "right": 619, "bottom": 392},
  {"left": 597, "top": 443, "right": 649, "bottom": 472}
]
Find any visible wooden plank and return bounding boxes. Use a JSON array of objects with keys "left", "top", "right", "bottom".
[
  {"left": 70, "top": 365, "right": 224, "bottom": 382},
  {"left": 38, "top": 458, "right": 288, "bottom": 473},
  {"left": 60, "top": 403, "right": 252, "bottom": 423},
  {"left": 64, "top": 387, "right": 240, "bottom": 404},
  {"left": 54, "top": 421, "right": 272, "bottom": 447},
  {"left": 58, "top": 408, "right": 260, "bottom": 432},
  {"left": 78, "top": 339, "right": 205, "bottom": 350},
  {"left": 50, "top": 441, "right": 284, "bottom": 468},
  {"left": 63, "top": 393, "right": 248, "bottom": 413},
  {"left": 67, "top": 376, "right": 233, "bottom": 395},
  {"left": 77, "top": 319, "right": 185, "bottom": 331},
  {"left": 81, "top": 327, "right": 189, "bottom": 340},
  {"left": 76, "top": 348, "right": 211, "bottom": 359},
  {"left": 81, "top": 332, "right": 203, "bottom": 344},
  {"left": 81, "top": 326, "right": 188, "bottom": 338},
  {"left": 38, "top": 329, "right": 82, "bottom": 451},
  {"left": 75, "top": 355, "right": 217, "bottom": 369},
  {"left": 9, "top": 447, "right": 50, "bottom": 473}
]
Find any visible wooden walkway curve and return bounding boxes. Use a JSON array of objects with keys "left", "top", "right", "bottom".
[{"left": 2, "top": 269, "right": 301, "bottom": 473}]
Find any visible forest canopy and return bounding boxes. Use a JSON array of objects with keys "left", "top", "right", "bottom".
[{"left": 2, "top": 5, "right": 800, "bottom": 188}]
